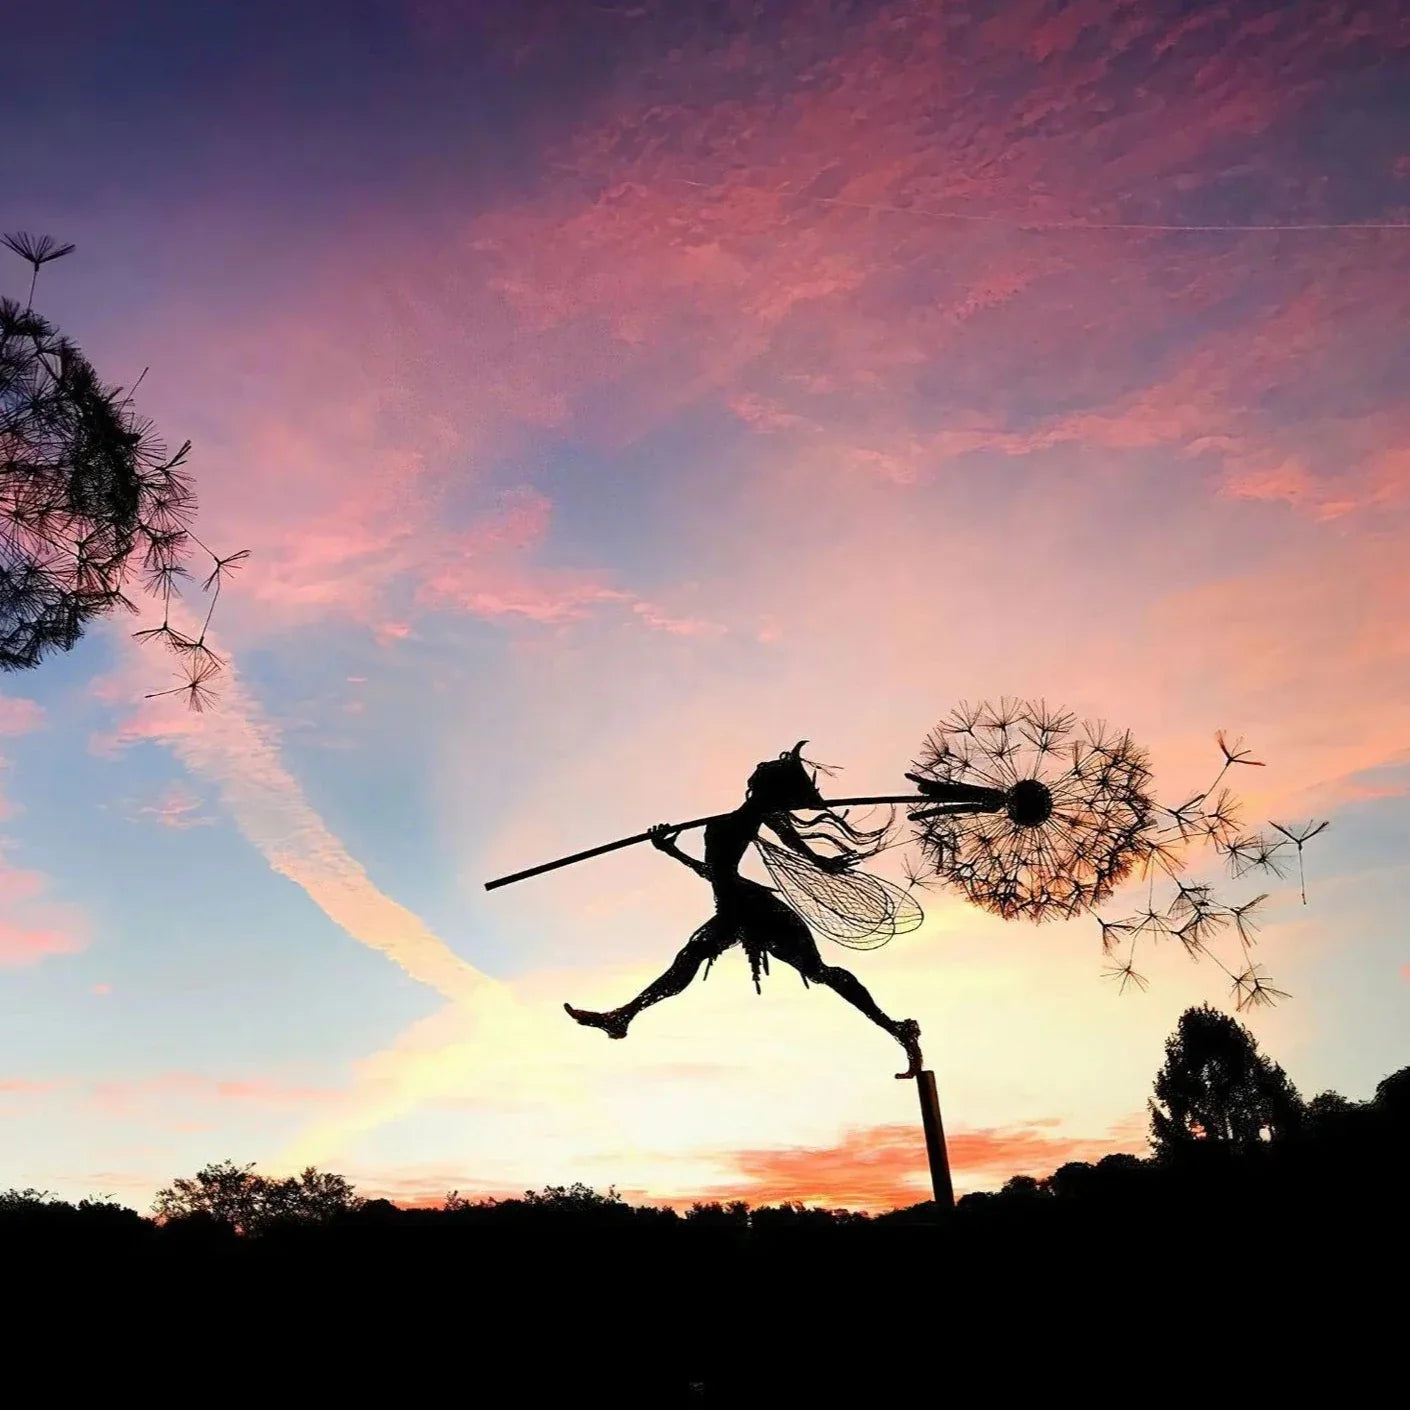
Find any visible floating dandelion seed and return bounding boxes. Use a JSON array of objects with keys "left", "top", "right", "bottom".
[
  {"left": 1098, "top": 917, "right": 1133, "bottom": 955},
  {"left": 1250, "top": 837, "right": 1293, "bottom": 879},
  {"left": 1230, "top": 965, "right": 1291, "bottom": 1011},
  {"left": 1163, "top": 795, "right": 1208, "bottom": 842},
  {"left": 1269, "top": 820, "right": 1329, "bottom": 905},
  {"left": 2, "top": 231, "right": 75, "bottom": 307},
  {"left": 1172, "top": 909, "right": 1228, "bottom": 959},
  {"left": 1139, "top": 833, "right": 1186, "bottom": 880},
  {"left": 1211, "top": 730, "right": 1265, "bottom": 791},
  {"left": 1197, "top": 788, "right": 1241, "bottom": 846},
  {"left": 1168, "top": 882, "right": 1216, "bottom": 919},
  {"left": 910, "top": 699, "right": 1155, "bottom": 922},
  {"left": 2, "top": 236, "right": 248, "bottom": 698},
  {"left": 168, "top": 632, "right": 224, "bottom": 669},
  {"left": 899, "top": 852, "right": 933, "bottom": 896},
  {"left": 130, "top": 624, "right": 183, "bottom": 649},
  {"left": 1130, "top": 903, "right": 1173, "bottom": 939},
  {"left": 1227, "top": 894, "right": 1268, "bottom": 947},
  {"left": 1215, "top": 731, "right": 1264, "bottom": 767},
  {"left": 146, "top": 657, "right": 221, "bottom": 713},
  {"left": 200, "top": 548, "right": 250, "bottom": 593},
  {"left": 1221, "top": 832, "right": 1291, "bottom": 879},
  {"left": 1, "top": 232, "right": 77, "bottom": 269},
  {"left": 1103, "top": 954, "right": 1149, "bottom": 994}
]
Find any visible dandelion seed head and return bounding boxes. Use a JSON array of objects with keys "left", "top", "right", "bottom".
[{"left": 912, "top": 699, "right": 1155, "bottom": 922}]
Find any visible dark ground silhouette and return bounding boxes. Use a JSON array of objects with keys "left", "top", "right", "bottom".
[{"left": 6, "top": 1012, "right": 1404, "bottom": 1402}]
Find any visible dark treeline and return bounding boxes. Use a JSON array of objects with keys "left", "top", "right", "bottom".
[{"left": 6, "top": 1006, "right": 1405, "bottom": 1401}]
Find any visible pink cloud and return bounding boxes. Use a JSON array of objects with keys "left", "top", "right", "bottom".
[
  {"left": 130, "top": 295, "right": 727, "bottom": 650},
  {"left": 213, "top": 1079, "right": 340, "bottom": 1108},
  {"left": 0, "top": 918, "right": 81, "bottom": 966},
  {"left": 89, "top": 1072, "right": 339, "bottom": 1117},
  {"left": 132, "top": 782, "right": 214, "bottom": 830},
  {"left": 112, "top": 5, "right": 1410, "bottom": 680},
  {"left": 0, "top": 1077, "right": 57, "bottom": 1095},
  {"left": 0, "top": 696, "right": 43, "bottom": 736},
  {"left": 373, "top": 620, "right": 412, "bottom": 646},
  {"left": 0, "top": 858, "right": 85, "bottom": 968}
]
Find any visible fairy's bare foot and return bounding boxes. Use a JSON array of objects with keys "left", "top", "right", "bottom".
[
  {"left": 563, "top": 1003, "right": 630, "bottom": 1040},
  {"left": 893, "top": 1019, "right": 923, "bottom": 1080}
]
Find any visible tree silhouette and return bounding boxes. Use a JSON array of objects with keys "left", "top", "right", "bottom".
[
  {"left": 1149, "top": 1004, "right": 1304, "bottom": 1155},
  {"left": 1373, "top": 1065, "right": 1410, "bottom": 1119},
  {"left": 2, "top": 235, "right": 245, "bottom": 695},
  {"left": 152, "top": 1160, "right": 361, "bottom": 1234}
]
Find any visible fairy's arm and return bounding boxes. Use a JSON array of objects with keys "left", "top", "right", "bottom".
[
  {"left": 762, "top": 814, "right": 851, "bottom": 874},
  {"left": 648, "top": 824, "right": 709, "bottom": 879}
]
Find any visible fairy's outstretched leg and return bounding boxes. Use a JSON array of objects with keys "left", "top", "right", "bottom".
[
  {"left": 565, "top": 926, "right": 728, "bottom": 1039},
  {"left": 769, "top": 916, "right": 924, "bottom": 1079}
]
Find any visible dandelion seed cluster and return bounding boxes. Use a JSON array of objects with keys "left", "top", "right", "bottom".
[{"left": 908, "top": 702, "right": 1328, "bottom": 1013}]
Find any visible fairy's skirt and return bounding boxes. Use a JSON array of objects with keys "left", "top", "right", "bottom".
[{"left": 695, "top": 878, "right": 815, "bottom": 993}]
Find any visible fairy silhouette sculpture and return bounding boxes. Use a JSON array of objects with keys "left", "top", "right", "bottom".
[{"left": 564, "top": 743, "right": 927, "bottom": 1078}]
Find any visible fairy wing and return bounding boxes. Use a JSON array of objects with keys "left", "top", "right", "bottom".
[{"left": 754, "top": 837, "right": 924, "bottom": 950}]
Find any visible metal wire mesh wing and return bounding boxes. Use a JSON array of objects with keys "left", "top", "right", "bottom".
[{"left": 754, "top": 837, "right": 923, "bottom": 950}]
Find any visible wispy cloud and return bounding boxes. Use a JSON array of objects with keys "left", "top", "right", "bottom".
[{"left": 97, "top": 638, "right": 496, "bottom": 1009}]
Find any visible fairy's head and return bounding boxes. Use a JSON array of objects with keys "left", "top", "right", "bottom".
[{"left": 746, "top": 741, "right": 826, "bottom": 812}]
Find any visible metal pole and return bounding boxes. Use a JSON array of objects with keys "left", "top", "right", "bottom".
[
  {"left": 483, "top": 786, "right": 1005, "bottom": 891},
  {"left": 916, "top": 1069, "right": 955, "bottom": 1212}
]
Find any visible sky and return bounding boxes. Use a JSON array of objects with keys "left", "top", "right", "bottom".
[{"left": 2, "top": 0, "right": 1408, "bottom": 1212}]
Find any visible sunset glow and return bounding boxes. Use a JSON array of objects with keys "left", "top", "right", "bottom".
[{"left": 3, "top": 0, "right": 1408, "bottom": 1212}]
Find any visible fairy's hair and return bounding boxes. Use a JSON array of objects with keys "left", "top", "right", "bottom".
[{"left": 751, "top": 741, "right": 892, "bottom": 862}]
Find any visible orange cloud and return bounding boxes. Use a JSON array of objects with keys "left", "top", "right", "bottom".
[{"left": 696, "top": 1117, "right": 1148, "bottom": 1211}]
